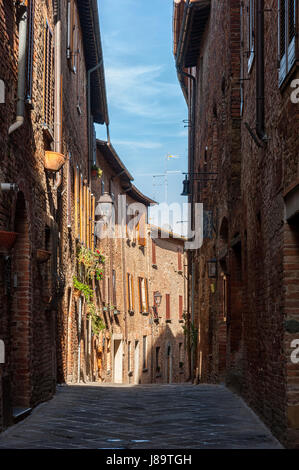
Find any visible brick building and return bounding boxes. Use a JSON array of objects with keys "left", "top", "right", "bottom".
[
  {"left": 173, "top": 0, "right": 299, "bottom": 447},
  {"left": 0, "top": 0, "right": 108, "bottom": 430},
  {"left": 86, "top": 140, "right": 189, "bottom": 385}
]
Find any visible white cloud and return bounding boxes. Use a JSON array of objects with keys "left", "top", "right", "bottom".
[{"left": 105, "top": 64, "right": 183, "bottom": 120}]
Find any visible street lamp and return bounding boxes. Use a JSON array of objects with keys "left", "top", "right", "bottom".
[
  {"left": 154, "top": 291, "right": 162, "bottom": 307},
  {"left": 96, "top": 192, "right": 114, "bottom": 218}
]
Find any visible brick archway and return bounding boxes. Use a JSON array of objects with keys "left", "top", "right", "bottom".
[{"left": 10, "top": 192, "right": 32, "bottom": 408}]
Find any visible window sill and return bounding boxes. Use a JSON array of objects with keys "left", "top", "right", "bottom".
[
  {"left": 142, "top": 368, "right": 148, "bottom": 373},
  {"left": 177, "top": 270, "right": 183, "bottom": 275},
  {"left": 179, "top": 320, "right": 184, "bottom": 323},
  {"left": 128, "top": 371, "right": 133, "bottom": 377},
  {"left": 155, "top": 373, "right": 162, "bottom": 378},
  {"left": 152, "top": 264, "right": 157, "bottom": 269},
  {"left": 166, "top": 319, "right": 171, "bottom": 323},
  {"left": 141, "top": 311, "right": 149, "bottom": 316}
]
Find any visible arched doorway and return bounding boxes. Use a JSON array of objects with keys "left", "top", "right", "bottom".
[{"left": 11, "top": 192, "right": 31, "bottom": 408}]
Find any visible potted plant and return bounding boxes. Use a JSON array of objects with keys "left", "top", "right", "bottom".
[
  {"left": 36, "top": 249, "right": 51, "bottom": 263},
  {"left": 91, "top": 165, "right": 103, "bottom": 179},
  {"left": 0, "top": 231, "right": 18, "bottom": 253},
  {"left": 44, "top": 151, "right": 67, "bottom": 172}
]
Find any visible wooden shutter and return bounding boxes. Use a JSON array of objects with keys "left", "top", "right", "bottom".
[
  {"left": 138, "top": 213, "right": 146, "bottom": 246},
  {"left": 131, "top": 275, "right": 135, "bottom": 311},
  {"left": 112, "top": 270, "right": 116, "bottom": 306},
  {"left": 179, "top": 295, "right": 183, "bottom": 320},
  {"left": 138, "top": 277, "right": 142, "bottom": 313},
  {"left": 127, "top": 274, "right": 131, "bottom": 311},
  {"left": 74, "top": 167, "right": 78, "bottom": 238},
  {"left": 43, "top": 20, "right": 54, "bottom": 129},
  {"left": 152, "top": 240, "right": 156, "bottom": 265},
  {"left": 166, "top": 294, "right": 170, "bottom": 320},
  {"left": 145, "top": 279, "right": 149, "bottom": 312}
]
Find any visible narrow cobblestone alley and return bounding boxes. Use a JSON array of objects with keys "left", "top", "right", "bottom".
[{"left": 0, "top": 384, "right": 282, "bottom": 449}]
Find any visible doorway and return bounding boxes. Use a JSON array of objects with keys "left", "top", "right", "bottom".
[
  {"left": 113, "top": 339, "right": 123, "bottom": 384},
  {"left": 166, "top": 344, "right": 172, "bottom": 384}
]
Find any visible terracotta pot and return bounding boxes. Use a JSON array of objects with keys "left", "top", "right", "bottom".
[
  {"left": 36, "top": 249, "right": 51, "bottom": 263},
  {"left": 44, "top": 151, "right": 67, "bottom": 172},
  {"left": 0, "top": 231, "right": 18, "bottom": 253}
]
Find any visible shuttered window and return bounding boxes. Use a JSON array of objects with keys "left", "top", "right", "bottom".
[
  {"left": 138, "top": 277, "right": 148, "bottom": 313},
  {"left": 179, "top": 295, "right": 183, "bottom": 320},
  {"left": 166, "top": 294, "right": 170, "bottom": 321},
  {"left": 279, "top": 0, "right": 296, "bottom": 85},
  {"left": 91, "top": 195, "right": 95, "bottom": 250},
  {"left": 112, "top": 270, "right": 116, "bottom": 306},
  {"left": 152, "top": 240, "right": 156, "bottom": 265},
  {"left": 127, "top": 273, "right": 135, "bottom": 312},
  {"left": 43, "top": 20, "right": 54, "bottom": 131},
  {"left": 142, "top": 336, "right": 147, "bottom": 369},
  {"left": 26, "top": 0, "right": 35, "bottom": 104}
]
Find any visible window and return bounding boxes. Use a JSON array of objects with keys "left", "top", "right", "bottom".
[
  {"left": 67, "top": 0, "right": 78, "bottom": 73},
  {"left": 179, "top": 342, "right": 184, "bottom": 367},
  {"left": 112, "top": 270, "right": 117, "bottom": 306},
  {"left": 138, "top": 277, "right": 149, "bottom": 314},
  {"left": 128, "top": 341, "right": 131, "bottom": 372},
  {"left": 279, "top": 0, "right": 296, "bottom": 85},
  {"left": 26, "top": 0, "right": 35, "bottom": 104},
  {"left": 166, "top": 293, "right": 171, "bottom": 321},
  {"left": 137, "top": 212, "right": 146, "bottom": 246},
  {"left": 152, "top": 239, "right": 157, "bottom": 266},
  {"left": 142, "top": 336, "right": 147, "bottom": 369},
  {"left": 43, "top": 20, "right": 54, "bottom": 131},
  {"left": 248, "top": 0, "right": 255, "bottom": 72},
  {"left": 179, "top": 295, "right": 183, "bottom": 321},
  {"left": 155, "top": 347, "right": 160, "bottom": 373},
  {"left": 127, "top": 273, "right": 135, "bottom": 312}
]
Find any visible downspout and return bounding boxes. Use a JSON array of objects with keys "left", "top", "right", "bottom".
[
  {"left": 256, "top": 0, "right": 267, "bottom": 142},
  {"left": 8, "top": 3, "right": 28, "bottom": 135},
  {"left": 88, "top": 61, "right": 103, "bottom": 184},
  {"left": 54, "top": 0, "right": 62, "bottom": 190}
]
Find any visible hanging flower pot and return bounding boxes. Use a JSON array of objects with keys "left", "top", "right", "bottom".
[
  {"left": 44, "top": 151, "right": 67, "bottom": 172},
  {"left": 36, "top": 249, "right": 51, "bottom": 263},
  {"left": 0, "top": 231, "right": 18, "bottom": 253}
]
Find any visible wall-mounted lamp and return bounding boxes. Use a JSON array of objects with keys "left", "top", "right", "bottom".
[
  {"left": 207, "top": 258, "right": 217, "bottom": 278},
  {"left": 154, "top": 291, "right": 162, "bottom": 307},
  {"left": 96, "top": 192, "right": 114, "bottom": 218},
  {"left": 181, "top": 175, "right": 191, "bottom": 197}
]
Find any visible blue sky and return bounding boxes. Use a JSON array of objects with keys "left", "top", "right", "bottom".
[{"left": 96, "top": 0, "right": 188, "bottom": 225}]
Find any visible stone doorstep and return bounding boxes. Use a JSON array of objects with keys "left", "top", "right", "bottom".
[{"left": 13, "top": 407, "right": 32, "bottom": 424}]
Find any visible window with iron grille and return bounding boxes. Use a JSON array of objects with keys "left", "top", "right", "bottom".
[
  {"left": 26, "top": 0, "right": 35, "bottom": 104},
  {"left": 279, "top": 0, "right": 296, "bottom": 86},
  {"left": 248, "top": 0, "right": 255, "bottom": 72},
  {"left": 43, "top": 20, "right": 54, "bottom": 132},
  {"left": 112, "top": 269, "right": 117, "bottom": 306}
]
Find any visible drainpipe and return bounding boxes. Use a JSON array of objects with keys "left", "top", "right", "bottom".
[
  {"left": 54, "top": 0, "right": 62, "bottom": 190},
  {"left": 256, "top": 0, "right": 267, "bottom": 142},
  {"left": 8, "top": 3, "right": 28, "bottom": 135},
  {"left": 88, "top": 61, "right": 103, "bottom": 184}
]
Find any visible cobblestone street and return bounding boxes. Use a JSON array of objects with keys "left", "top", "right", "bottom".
[{"left": 0, "top": 384, "right": 282, "bottom": 449}]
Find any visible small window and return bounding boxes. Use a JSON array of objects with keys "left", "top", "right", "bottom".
[
  {"left": 138, "top": 277, "right": 149, "bottom": 314},
  {"left": 112, "top": 270, "right": 117, "bottom": 306},
  {"left": 43, "top": 20, "right": 54, "bottom": 131},
  {"left": 179, "top": 342, "right": 184, "bottom": 367},
  {"left": 26, "top": 0, "right": 35, "bottom": 104},
  {"left": 166, "top": 293, "right": 170, "bottom": 321},
  {"left": 143, "top": 336, "right": 147, "bottom": 369},
  {"left": 248, "top": 0, "right": 255, "bottom": 72},
  {"left": 279, "top": 0, "right": 296, "bottom": 85},
  {"left": 179, "top": 295, "right": 183, "bottom": 320},
  {"left": 128, "top": 341, "right": 131, "bottom": 372}
]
